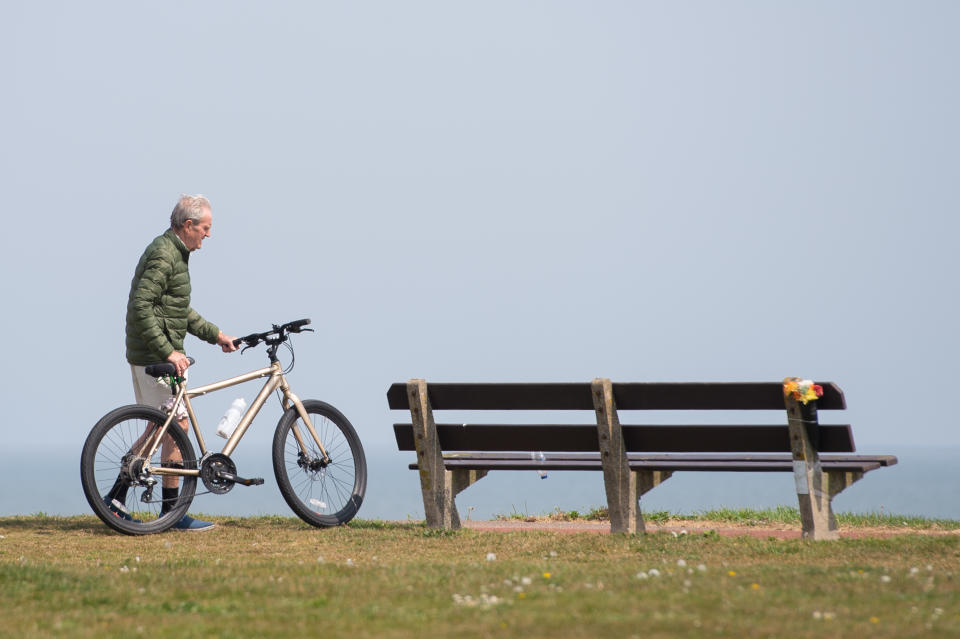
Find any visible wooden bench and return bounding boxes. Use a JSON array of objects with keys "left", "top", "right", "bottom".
[{"left": 388, "top": 378, "right": 897, "bottom": 540}]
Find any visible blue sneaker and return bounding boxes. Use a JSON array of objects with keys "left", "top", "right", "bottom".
[
  {"left": 104, "top": 497, "right": 141, "bottom": 523},
  {"left": 171, "top": 515, "right": 215, "bottom": 532}
]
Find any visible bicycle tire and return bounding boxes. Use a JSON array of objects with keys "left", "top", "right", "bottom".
[
  {"left": 80, "top": 404, "right": 197, "bottom": 535},
  {"left": 272, "top": 400, "right": 367, "bottom": 527}
]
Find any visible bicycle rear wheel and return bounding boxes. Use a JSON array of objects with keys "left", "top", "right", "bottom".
[
  {"left": 272, "top": 400, "right": 367, "bottom": 527},
  {"left": 80, "top": 405, "right": 197, "bottom": 535}
]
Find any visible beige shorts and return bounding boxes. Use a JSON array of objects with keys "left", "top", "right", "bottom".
[{"left": 130, "top": 364, "right": 189, "bottom": 420}]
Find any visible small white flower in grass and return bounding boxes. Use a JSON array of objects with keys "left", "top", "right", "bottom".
[
  {"left": 485, "top": 552, "right": 497, "bottom": 561},
  {"left": 880, "top": 575, "right": 891, "bottom": 583},
  {"left": 697, "top": 564, "right": 707, "bottom": 573},
  {"left": 812, "top": 611, "right": 822, "bottom": 620},
  {"left": 345, "top": 558, "right": 355, "bottom": 566},
  {"left": 648, "top": 568, "right": 661, "bottom": 577},
  {"left": 671, "top": 531, "right": 678, "bottom": 538},
  {"left": 316, "top": 556, "right": 325, "bottom": 564},
  {"left": 120, "top": 566, "right": 129, "bottom": 573},
  {"left": 513, "top": 586, "right": 524, "bottom": 593},
  {"left": 636, "top": 572, "right": 648, "bottom": 580},
  {"left": 677, "top": 559, "right": 687, "bottom": 568},
  {"left": 503, "top": 579, "right": 513, "bottom": 586},
  {"left": 521, "top": 577, "right": 532, "bottom": 586},
  {"left": 910, "top": 567, "right": 920, "bottom": 575},
  {"left": 549, "top": 550, "right": 558, "bottom": 558},
  {"left": 680, "top": 529, "right": 688, "bottom": 536}
]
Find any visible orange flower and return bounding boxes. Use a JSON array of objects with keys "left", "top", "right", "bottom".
[{"left": 783, "top": 377, "right": 822, "bottom": 405}]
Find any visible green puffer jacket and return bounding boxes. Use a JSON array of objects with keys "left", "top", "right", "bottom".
[{"left": 125, "top": 229, "right": 220, "bottom": 365}]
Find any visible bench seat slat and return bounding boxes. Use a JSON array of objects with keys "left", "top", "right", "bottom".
[
  {"left": 405, "top": 453, "right": 897, "bottom": 473},
  {"left": 393, "top": 423, "right": 856, "bottom": 453}
]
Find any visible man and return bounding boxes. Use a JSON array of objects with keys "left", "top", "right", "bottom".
[{"left": 116, "top": 194, "right": 238, "bottom": 531}]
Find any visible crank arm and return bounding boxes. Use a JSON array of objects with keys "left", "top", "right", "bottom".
[{"left": 215, "top": 471, "right": 264, "bottom": 487}]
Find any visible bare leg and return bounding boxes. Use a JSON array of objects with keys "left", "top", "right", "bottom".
[{"left": 161, "top": 418, "right": 189, "bottom": 489}]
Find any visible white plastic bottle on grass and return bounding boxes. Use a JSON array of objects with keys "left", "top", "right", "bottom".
[{"left": 216, "top": 398, "right": 247, "bottom": 438}]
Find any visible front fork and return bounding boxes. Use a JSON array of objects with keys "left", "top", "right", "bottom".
[{"left": 280, "top": 377, "right": 331, "bottom": 465}]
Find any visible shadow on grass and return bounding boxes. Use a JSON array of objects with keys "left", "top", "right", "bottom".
[
  {"left": 0, "top": 514, "right": 430, "bottom": 537},
  {"left": 0, "top": 515, "right": 111, "bottom": 535}
]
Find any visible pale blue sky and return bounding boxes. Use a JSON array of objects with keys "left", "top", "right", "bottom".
[{"left": 2, "top": 3, "right": 958, "bottom": 516}]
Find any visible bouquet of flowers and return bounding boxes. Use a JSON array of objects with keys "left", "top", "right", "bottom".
[{"left": 782, "top": 377, "right": 823, "bottom": 405}]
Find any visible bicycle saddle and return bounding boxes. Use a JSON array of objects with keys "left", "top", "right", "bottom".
[{"left": 144, "top": 357, "right": 196, "bottom": 378}]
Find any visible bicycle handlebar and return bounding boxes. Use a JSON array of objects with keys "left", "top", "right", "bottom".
[{"left": 232, "top": 318, "right": 312, "bottom": 349}]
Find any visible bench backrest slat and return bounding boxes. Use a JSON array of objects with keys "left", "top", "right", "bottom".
[
  {"left": 393, "top": 423, "right": 856, "bottom": 454},
  {"left": 386, "top": 382, "right": 846, "bottom": 411}
]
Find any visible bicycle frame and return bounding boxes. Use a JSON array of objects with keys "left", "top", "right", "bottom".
[{"left": 138, "top": 360, "right": 330, "bottom": 479}]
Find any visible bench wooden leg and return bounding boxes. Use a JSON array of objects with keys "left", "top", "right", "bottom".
[
  {"left": 593, "top": 378, "right": 642, "bottom": 534},
  {"left": 449, "top": 468, "right": 489, "bottom": 524},
  {"left": 636, "top": 470, "right": 673, "bottom": 498},
  {"left": 823, "top": 469, "right": 865, "bottom": 530},
  {"left": 785, "top": 396, "right": 838, "bottom": 540},
  {"left": 408, "top": 379, "right": 459, "bottom": 530},
  {"left": 633, "top": 470, "right": 673, "bottom": 534}
]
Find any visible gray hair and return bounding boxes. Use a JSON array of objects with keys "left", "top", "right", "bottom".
[{"left": 170, "top": 194, "right": 212, "bottom": 229}]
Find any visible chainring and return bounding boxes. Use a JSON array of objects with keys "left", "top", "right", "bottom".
[{"left": 200, "top": 453, "right": 238, "bottom": 494}]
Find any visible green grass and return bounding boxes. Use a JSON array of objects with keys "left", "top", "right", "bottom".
[
  {"left": 0, "top": 514, "right": 958, "bottom": 638},
  {"left": 507, "top": 506, "right": 960, "bottom": 531}
]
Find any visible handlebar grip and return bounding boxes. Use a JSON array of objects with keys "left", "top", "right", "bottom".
[
  {"left": 286, "top": 318, "right": 311, "bottom": 332},
  {"left": 234, "top": 332, "right": 262, "bottom": 348}
]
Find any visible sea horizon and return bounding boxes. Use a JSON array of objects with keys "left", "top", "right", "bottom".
[{"left": 6, "top": 443, "right": 957, "bottom": 522}]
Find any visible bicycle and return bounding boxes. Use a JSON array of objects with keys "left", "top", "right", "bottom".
[{"left": 80, "top": 318, "right": 367, "bottom": 535}]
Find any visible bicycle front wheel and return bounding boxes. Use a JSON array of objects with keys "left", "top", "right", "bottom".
[
  {"left": 272, "top": 400, "right": 367, "bottom": 527},
  {"left": 80, "top": 405, "right": 197, "bottom": 535}
]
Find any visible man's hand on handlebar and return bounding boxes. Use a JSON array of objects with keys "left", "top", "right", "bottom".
[
  {"left": 231, "top": 319, "right": 313, "bottom": 350},
  {"left": 218, "top": 331, "right": 239, "bottom": 353}
]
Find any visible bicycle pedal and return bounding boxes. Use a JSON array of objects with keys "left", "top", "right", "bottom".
[{"left": 216, "top": 471, "right": 264, "bottom": 487}]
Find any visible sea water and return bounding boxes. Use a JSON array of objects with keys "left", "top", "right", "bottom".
[{"left": 5, "top": 444, "right": 957, "bottom": 521}]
